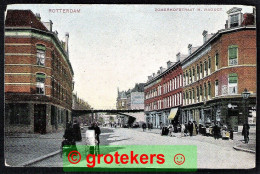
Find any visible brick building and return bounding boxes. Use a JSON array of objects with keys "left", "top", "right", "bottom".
[
  {"left": 181, "top": 7, "right": 256, "bottom": 130},
  {"left": 144, "top": 57, "right": 184, "bottom": 128},
  {"left": 4, "top": 10, "right": 74, "bottom": 133}
]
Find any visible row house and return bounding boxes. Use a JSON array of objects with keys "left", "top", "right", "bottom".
[
  {"left": 181, "top": 7, "right": 256, "bottom": 131},
  {"left": 144, "top": 55, "right": 184, "bottom": 128},
  {"left": 4, "top": 10, "right": 74, "bottom": 133}
]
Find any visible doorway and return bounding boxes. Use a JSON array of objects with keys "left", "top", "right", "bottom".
[{"left": 34, "top": 104, "right": 46, "bottom": 134}]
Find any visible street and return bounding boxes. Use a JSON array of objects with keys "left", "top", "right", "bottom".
[{"left": 21, "top": 127, "right": 255, "bottom": 169}]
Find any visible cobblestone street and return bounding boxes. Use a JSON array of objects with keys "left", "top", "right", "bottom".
[{"left": 5, "top": 127, "right": 254, "bottom": 169}]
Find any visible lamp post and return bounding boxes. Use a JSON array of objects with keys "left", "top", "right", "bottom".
[
  {"left": 91, "top": 107, "right": 94, "bottom": 123},
  {"left": 242, "top": 88, "right": 251, "bottom": 124}
]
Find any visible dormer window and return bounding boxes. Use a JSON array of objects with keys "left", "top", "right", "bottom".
[
  {"left": 227, "top": 7, "right": 242, "bottom": 28},
  {"left": 230, "top": 14, "right": 239, "bottom": 27}
]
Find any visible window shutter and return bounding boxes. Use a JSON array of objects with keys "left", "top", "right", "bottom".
[
  {"left": 229, "top": 73, "right": 238, "bottom": 83},
  {"left": 36, "top": 44, "right": 46, "bottom": 51}
]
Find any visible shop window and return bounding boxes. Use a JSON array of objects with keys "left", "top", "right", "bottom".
[
  {"left": 36, "top": 73, "right": 46, "bottom": 95},
  {"left": 228, "top": 45, "right": 238, "bottom": 66},
  {"left": 9, "top": 103, "right": 30, "bottom": 125},
  {"left": 36, "top": 44, "right": 46, "bottom": 66},
  {"left": 228, "top": 73, "right": 238, "bottom": 94},
  {"left": 215, "top": 80, "right": 219, "bottom": 96}
]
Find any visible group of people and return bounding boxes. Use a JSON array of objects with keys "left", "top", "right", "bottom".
[
  {"left": 63, "top": 120, "right": 101, "bottom": 146},
  {"left": 142, "top": 123, "right": 153, "bottom": 131}
]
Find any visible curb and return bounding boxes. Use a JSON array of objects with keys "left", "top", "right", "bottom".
[
  {"left": 233, "top": 146, "right": 255, "bottom": 154},
  {"left": 17, "top": 149, "right": 61, "bottom": 167}
]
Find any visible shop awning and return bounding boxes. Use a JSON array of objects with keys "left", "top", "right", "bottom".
[{"left": 168, "top": 108, "right": 178, "bottom": 120}]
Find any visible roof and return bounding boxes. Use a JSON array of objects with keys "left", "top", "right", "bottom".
[{"left": 5, "top": 10, "right": 48, "bottom": 31}]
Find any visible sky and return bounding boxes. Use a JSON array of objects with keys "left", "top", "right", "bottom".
[{"left": 6, "top": 4, "right": 254, "bottom": 109}]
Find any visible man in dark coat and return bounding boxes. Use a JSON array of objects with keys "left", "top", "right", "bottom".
[
  {"left": 188, "top": 121, "right": 193, "bottom": 136},
  {"left": 72, "top": 120, "right": 82, "bottom": 142},
  {"left": 89, "top": 123, "right": 101, "bottom": 145},
  {"left": 142, "top": 123, "right": 147, "bottom": 131},
  {"left": 242, "top": 123, "right": 250, "bottom": 143}
]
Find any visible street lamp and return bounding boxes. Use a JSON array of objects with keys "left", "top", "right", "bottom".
[{"left": 242, "top": 88, "right": 251, "bottom": 123}]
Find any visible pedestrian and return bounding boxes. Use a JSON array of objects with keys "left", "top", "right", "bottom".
[
  {"left": 192, "top": 121, "right": 197, "bottom": 136},
  {"left": 72, "top": 120, "right": 82, "bottom": 142},
  {"left": 142, "top": 123, "right": 147, "bottom": 131},
  {"left": 229, "top": 127, "right": 234, "bottom": 140},
  {"left": 181, "top": 123, "right": 185, "bottom": 137},
  {"left": 148, "top": 123, "right": 151, "bottom": 131},
  {"left": 168, "top": 124, "right": 174, "bottom": 137},
  {"left": 150, "top": 123, "right": 153, "bottom": 130},
  {"left": 188, "top": 121, "right": 193, "bottom": 136},
  {"left": 89, "top": 122, "right": 101, "bottom": 146},
  {"left": 213, "top": 123, "right": 219, "bottom": 140},
  {"left": 242, "top": 123, "right": 250, "bottom": 143}
]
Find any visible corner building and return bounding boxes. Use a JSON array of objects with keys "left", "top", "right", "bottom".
[
  {"left": 144, "top": 58, "right": 184, "bottom": 128},
  {"left": 4, "top": 10, "right": 74, "bottom": 133},
  {"left": 181, "top": 7, "right": 256, "bottom": 131}
]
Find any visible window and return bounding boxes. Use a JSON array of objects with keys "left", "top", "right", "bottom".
[
  {"left": 208, "top": 57, "right": 211, "bottom": 74},
  {"left": 192, "top": 68, "right": 195, "bottom": 82},
  {"left": 215, "top": 80, "right": 219, "bottom": 97},
  {"left": 200, "top": 85, "right": 202, "bottom": 101},
  {"left": 177, "top": 76, "right": 179, "bottom": 88},
  {"left": 8, "top": 103, "right": 30, "bottom": 125},
  {"left": 204, "top": 61, "right": 208, "bottom": 76},
  {"left": 228, "top": 73, "right": 238, "bottom": 94},
  {"left": 183, "top": 92, "right": 185, "bottom": 105},
  {"left": 230, "top": 14, "right": 239, "bottom": 27},
  {"left": 192, "top": 88, "right": 195, "bottom": 103},
  {"left": 175, "top": 77, "right": 177, "bottom": 89},
  {"left": 189, "top": 69, "right": 192, "bottom": 83},
  {"left": 183, "top": 75, "right": 186, "bottom": 86},
  {"left": 36, "top": 45, "right": 46, "bottom": 66},
  {"left": 200, "top": 63, "right": 203, "bottom": 78},
  {"left": 180, "top": 92, "right": 182, "bottom": 105},
  {"left": 180, "top": 74, "right": 182, "bottom": 87},
  {"left": 197, "top": 65, "right": 200, "bottom": 80},
  {"left": 204, "top": 83, "right": 207, "bottom": 99},
  {"left": 36, "top": 73, "right": 46, "bottom": 95},
  {"left": 215, "top": 53, "right": 219, "bottom": 70},
  {"left": 196, "top": 86, "right": 199, "bottom": 102},
  {"left": 228, "top": 45, "right": 238, "bottom": 66},
  {"left": 170, "top": 80, "right": 172, "bottom": 91},
  {"left": 208, "top": 82, "right": 211, "bottom": 98}
]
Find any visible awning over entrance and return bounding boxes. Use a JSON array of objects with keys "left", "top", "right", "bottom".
[{"left": 168, "top": 108, "right": 178, "bottom": 120}]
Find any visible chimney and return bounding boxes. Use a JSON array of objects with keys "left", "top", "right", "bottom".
[
  {"left": 157, "top": 70, "right": 160, "bottom": 74},
  {"left": 167, "top": 61, "right": 172, "bottom": 68},
  {"left": 188, "top": 44, "right": 192, "bottom": 55},
  {"left": 152, "top": 73, "right": 155, "bottom": 77},
  {"left": 54, "top": 30, "right": 58, "bottom": 37},
  {"left": 65, "top": 32, "right": 69, "bottom": 54},
  {"left": 160, "top": 66, "right": 163, "bottom": 73},
  {"left": 202, "top": 30, "right": 208, "bottom": 43},
  {"left": 35, "top": 13, "right": 41, "bottom": 20},
  {"left": 176, "top": 52, "right": 180, "bottom": 62},
  {"left": 148, "top": 76, "right": 152, "bottom": 80},
  {"left": 43, "top": 20, "right": 53, "bottom": 32}
]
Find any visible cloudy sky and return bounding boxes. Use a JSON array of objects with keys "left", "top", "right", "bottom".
[{"left": 7, "top": 4, "right": 254, "bottom": 109}]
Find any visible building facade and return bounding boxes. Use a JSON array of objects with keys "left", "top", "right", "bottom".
[
  {"left": 144, "top": 58, "right": 184, "bottom": 128},
  {"left": 126, "top": 83, "right": 145, "bottom": 110},
  {"left": 4, "top": 10, "right": 74, "bottom": 133},
  {"left": 181, "top": 7, "right": 256, "bottom": 131}
]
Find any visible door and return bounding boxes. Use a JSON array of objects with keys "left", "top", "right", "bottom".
[{"left": 34, "top": 104, "right": 46, "bottom": 134}]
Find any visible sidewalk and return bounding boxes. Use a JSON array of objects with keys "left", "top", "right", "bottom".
[
  {"left": 132, "top": 128, "right": 256, "bottom": 153},
  {"left": 5, "top": 129, "right": 88, "bottom": 166}
]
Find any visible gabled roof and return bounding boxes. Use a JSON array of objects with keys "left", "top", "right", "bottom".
[{"left": 5, "top": 10, "right": 48, "bottom": 31}]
